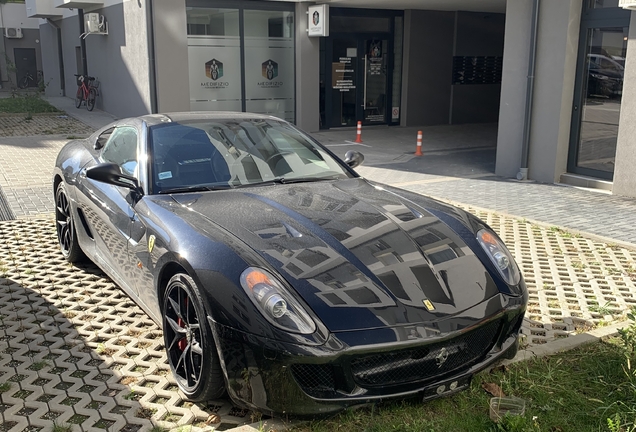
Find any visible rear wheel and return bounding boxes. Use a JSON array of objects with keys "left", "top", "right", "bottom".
[
  {"left": 163, "top": 273, "right": 225, "bottom": 401},
  {"left": 75, "top": 87, "right": 83, "bottom": 108},
  {"left": 55, "top": 182, "right": 85, "bottom": 263},
  {"left": 87, "top": 88, "right": 97, "bottom": 111},
  {"left": 18, "top": 76, "right": 29, "bottom": 89}
]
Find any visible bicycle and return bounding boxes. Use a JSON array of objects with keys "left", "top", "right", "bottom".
[
  {"left": 74, "top": 74, "right": 99, "bottom": 111},
  {"left": 18, "top": 70, "right": 44, "bottom": 89}
]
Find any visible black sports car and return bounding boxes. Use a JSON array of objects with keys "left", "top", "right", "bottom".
[{"left": 53, "top": 112, "right": 527, "bottom": 416}]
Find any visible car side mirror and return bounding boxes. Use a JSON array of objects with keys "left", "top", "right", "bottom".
[
  {"left": 344, "top": 150, "right": 364, "bottom": 168},
  {"left": 86, "top": 163, "right": 141, "bottom": 194}
]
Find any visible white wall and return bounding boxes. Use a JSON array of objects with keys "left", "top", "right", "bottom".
[{"left": 0, "top": 3, "right": 41, "bottom": 29}]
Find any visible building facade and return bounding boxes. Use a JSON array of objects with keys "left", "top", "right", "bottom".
[
  {"left": 0, "top": 1, "right": 42, "bottom": 90},
  {"left": 27, "top": 0, "right": 636, "bottom": 198}
]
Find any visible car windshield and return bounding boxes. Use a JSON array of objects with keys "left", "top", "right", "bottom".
[{"left": 148, "top": 118, "right": 353, "bottom": 194}]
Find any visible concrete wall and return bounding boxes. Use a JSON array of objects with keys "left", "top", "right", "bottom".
[
  {"left": 40, "top": 1, "right": 151, "bottom": 117},
  {"left": 613, "top": 10, "right": 636, "bottom": 197},
  {"left": 496, "top": 0, "right": 582, "bottom": 182},
  {"left": 295, "top": 2, "right": 319, "bottom": 132},
  {"left": 40, "top": 23, "right": 63, "bottom": 96},
  {"left": 1, "top": 2, "right": 41, "bottom": 29},
  {"left": 403, "top": 10, "right": 454, "bottom": 126},
  {"left": 83, "top": 1, "right": 151, "bottom": 117},
  {"left": 1, "top": 28, "right": 42, "bottom": 88},
  {"left": 153, "top": 0, "right": 189, "bottom": 113},
  {"left": 402, "top": 10, "right": 504, "bottom": 127},
  {"left": 452, "top": 12, "right": 505, "bottom": 124}
]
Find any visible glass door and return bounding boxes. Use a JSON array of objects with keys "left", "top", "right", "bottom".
[
  {"left": 330, "top": 38, "right": 358, "bottom": 127},
  {"left": 363, "top": 39, "right": 388, "bottom": 125},
  {"left": 568, "top": 18, "right": 629, "bottom": 179},
  {"left": 327, "top": 36, "right": 391, "bottom": 128}
]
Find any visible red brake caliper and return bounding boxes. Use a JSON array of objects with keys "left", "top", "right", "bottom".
[{"left": 177, "top": 297, "right": 188, "bottom": 351}]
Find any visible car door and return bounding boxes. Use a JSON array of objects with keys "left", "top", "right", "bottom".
[{"left": 76, "top": 124, "right": 140, "bottom": 293}]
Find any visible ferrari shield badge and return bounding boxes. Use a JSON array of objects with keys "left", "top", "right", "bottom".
[
  {"left": 423, "top": 299, "right": 435, "bottom": 311},
  {"left": 148, "top": 235, "right": 156, "bottom": 253}
]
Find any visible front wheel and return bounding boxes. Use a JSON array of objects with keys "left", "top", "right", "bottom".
[
  {"left": 163, "top": 273, "right": 225, "bottom": 402},
  {"left": 87, "top": 88, "right": 97, "bottom": 111},
  {"left": 55, "top": 182, "right": 85, "bottom": 263},
  {"left": 75, "top": 87, "right": 83, "bottom": 108}
]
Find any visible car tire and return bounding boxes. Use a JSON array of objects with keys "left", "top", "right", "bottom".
[
  {"left": 163, "top": 273, "right": 225, "bottom": 402},
  {"left": 55, "top": 182, "right": 85, "bottom": 263},
  {"left": 87, "top": 88, "right": 97, "bottom": 111},
  {"left": 75, "top": 88, "right": 83, "bottom": 108}
]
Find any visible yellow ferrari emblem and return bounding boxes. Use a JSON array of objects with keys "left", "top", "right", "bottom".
[
  {"left": 148, "top": 235, "right": 156, "bottom": 253},
  {"left": 423, "top": 299, "right": 435, "bottom": 311}
]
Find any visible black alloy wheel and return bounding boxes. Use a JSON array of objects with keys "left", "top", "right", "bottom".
[
  {"left": 163, "top": 273, "right": 225, "bottom": 401},
  {"left": 55, "top": 183, "right": 84, "bottom": 263}
]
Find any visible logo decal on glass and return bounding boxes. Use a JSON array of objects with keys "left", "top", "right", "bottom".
[
  {"left": 262, "top": 60, "right": 278, "bottom": 81},
  {"left": 205, "top": 59, "right": 223, "bottom": 81}
]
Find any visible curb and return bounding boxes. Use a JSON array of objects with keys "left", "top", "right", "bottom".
[{"left": 503, "top": 320, "right": 628, "bottom": 365}]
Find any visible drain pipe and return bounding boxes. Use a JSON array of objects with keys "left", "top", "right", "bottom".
[
  {"left": 517, "top": 0, "right": 540, "bottom": 181},
  {"left": 46, "top": 19, "right": 66, "bottom": 96},
  {"left": 145, "top": 0, "right": 158, "bottom": 114}
]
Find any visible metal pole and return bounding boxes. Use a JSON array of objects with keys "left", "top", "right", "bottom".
[{"left": 518, "top": 0, "right": 540, "bottom": 181}]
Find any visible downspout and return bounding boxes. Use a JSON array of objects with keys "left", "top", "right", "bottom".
[
  {"left": 78, "top": 9, "right": 88, "bottom": 75},
  {"left": 145, "top": 0, "right": 158, "bottom": 113},
  {"left": 46, "top": 19, "right": 66, "bottom": 96},
  {"left": 517, "top": 0, "right": 540, "bottom": 181}
]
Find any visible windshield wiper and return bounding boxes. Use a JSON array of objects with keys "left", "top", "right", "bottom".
[
  {"left": 258, "top": 176, "right": 340, "bottom": 186},
  {"left": 158, "top": 184, "right": 232, "bottom": 194}
]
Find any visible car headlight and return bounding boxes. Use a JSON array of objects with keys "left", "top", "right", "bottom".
[
  {"left": 240, "top": 267, "right": 316, "bottom": 334},
  {"left": 476, "top": 229, "right": 521, "bottom": 286}
]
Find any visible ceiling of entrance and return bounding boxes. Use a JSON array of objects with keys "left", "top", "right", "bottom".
[{"left": 273, "top": 0, "right": 506, "bottom": 13}]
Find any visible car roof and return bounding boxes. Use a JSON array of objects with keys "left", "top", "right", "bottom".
[{"left": 138, "top": 111, "right": 285, "bottom": 128}]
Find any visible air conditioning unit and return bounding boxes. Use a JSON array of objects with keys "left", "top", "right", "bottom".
[
  {"left": 85, "top": 13, "right": 105, "bottom": 33},
  {"left": 4, "top": 28, "right": 23, "bottom": 39},
  {"left": 619, "top": 0, "right": 636, "bottom": 9}
]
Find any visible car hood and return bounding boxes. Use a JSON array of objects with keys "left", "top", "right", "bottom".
[{"left": 170, "top": 178, "right": 500, "bottom": 332}]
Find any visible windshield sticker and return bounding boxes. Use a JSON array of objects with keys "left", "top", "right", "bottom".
[{"left": 158, "top": 171, "right": 173, "bottom": 180}]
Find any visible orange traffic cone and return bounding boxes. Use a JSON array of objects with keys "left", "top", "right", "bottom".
[
  {"left": 415, "top": 130, "right": 423, "bottom": 156},
  {"left": 355, "top": 121, "right": 363, "bottom": 143}
]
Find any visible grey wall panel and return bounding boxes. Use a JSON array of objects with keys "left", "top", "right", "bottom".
[
  {"left": 403, "top": 10, "right": 454, "bottom": 126},
  {"left": 84, "top": 2, "right": 151, "bottom": 117},
  {"left": 452, "top": 84, "right": 502, "bottom": 124},
  {"left": 153, "top": 0, "right": 189, "bottom": 113},
  {"left": 40, "top": 23, "right": 63, "bottom": 96},
  {"left": 451, "top": 11, "right": 505, "bottom": 124},
  {"left": 454, "top": 12, "right": 505, "bottom": 56},
  {"left": 613, "top": 10, "right": 636, "bottom": 197},
  {"left": 2, "top": 28, "right": 42, "bottom": 87},
  {"left": 60, "top": 14, "right": 80, "bottom": 101},
  {"left": 295, "top": 2, "right": 319, "bottom": 132}
]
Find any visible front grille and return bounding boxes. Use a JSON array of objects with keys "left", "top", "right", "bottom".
[
  {"left": 291, "top": 364, "right": 335, "bottom": 398},
  {"left": 350, "top": 320, "right": 502, "bottom": 387}
]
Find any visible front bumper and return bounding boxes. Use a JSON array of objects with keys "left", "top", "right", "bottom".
[{"left": 209, "top": 298, "right": 524, "bottom": 417}]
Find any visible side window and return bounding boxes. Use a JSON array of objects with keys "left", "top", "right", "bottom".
[{"left": 101, "top": 127, "right": 138, "bottom": 177}]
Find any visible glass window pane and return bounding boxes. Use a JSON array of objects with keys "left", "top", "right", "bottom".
[
  {"left": 244, "top": 10, "right": 294, "bottom": 38},
  {"left": 576, "top": 26, "right": 627, "bottom": 175},
  {"left": 588, "top": 0, "right": 620, "bottom": 8},
  {"left": 244, "top": 10, "right": 295, "bottom": 122},
  {"left": 392, "top": 16, "right": 403, "bottom": 123},
  {"left": 186, "top": 8, "right": 239, "bottom": 36},
  {"left": 330, "top": 16, "right": 390, "bottom": 33}
]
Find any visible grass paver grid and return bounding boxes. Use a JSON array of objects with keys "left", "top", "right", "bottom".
[
  {"left": 0, "top": 213, "right": 634, "bottom": 430},
  {"left": 0, "top": 219, "right": 252, "bottom": 432}
]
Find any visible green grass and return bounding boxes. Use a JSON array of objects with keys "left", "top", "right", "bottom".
[
  {"left": 293, "top": 339, "right": 635, "bottom": 432},
  {"left": 0, "top": 94, "right": 60, "bottom": 114}
]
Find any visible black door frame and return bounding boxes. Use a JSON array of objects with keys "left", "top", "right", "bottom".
[
  {"left": 567, "top": 4, "right": 630, "bottom": 180},
  {"left": 325, "top": 33, "right": 394, "bottom": 128},
  {"left": 13, "top": 48, "right": 38, "bottom": 88}
]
